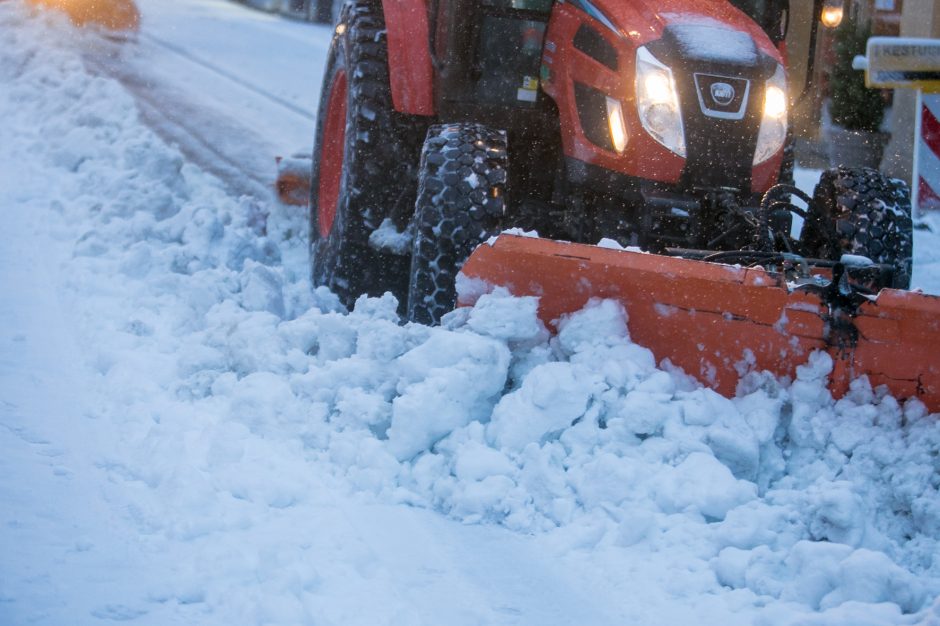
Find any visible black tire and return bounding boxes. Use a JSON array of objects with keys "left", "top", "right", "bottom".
[
  {"left": 801, "top": 166, "right": 913, "bottom": 289},
  {"left": 310, "top": 0, "right": 424, "bottom": 309},
  {"left": 407, "top": 124, "right": 509, "bottom": 325}
]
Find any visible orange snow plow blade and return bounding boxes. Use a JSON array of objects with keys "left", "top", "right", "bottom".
[
  {"left": 275, "top": 156, "right": 311, "bottom": 206},
  {"left": 459, "top": 235, "right": 940, "bottom": 412},
  {"left": 28, "top": 0, "right": 140, "bottom": 31}
]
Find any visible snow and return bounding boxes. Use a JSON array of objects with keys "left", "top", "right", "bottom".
[
  {"left": 485, "top": 227, "right": 540, "bottom": 247},
  {"left": 660, "top": 14, "right": 759, "bottom": 65},
  {"left": 369, "top": 218, "right": 412, "bottom": 255},
  {"left": 840, "top": 253, "right": 875, "bottom": 266},
  {"left": 2, "top": 1, "right": 940, "bottom": 625}
]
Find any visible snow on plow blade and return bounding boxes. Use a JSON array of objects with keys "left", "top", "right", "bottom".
[
  {"left": 28, "top": 0, "right": 140, "bottom": 31},
  {"left": 459, "top": 235, "right": 940, "bottom": 413}
]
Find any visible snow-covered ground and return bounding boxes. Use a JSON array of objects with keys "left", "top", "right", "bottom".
[{"left": 1, "top": 1, "right": 939, "bottom": 625}]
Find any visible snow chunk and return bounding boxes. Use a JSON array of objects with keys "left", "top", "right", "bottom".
[
  {"left": 819, "top": 549, "right": 928, "bottom": 612},
  {"left": 596, "top": 238, "right": 645, "bottom": 253},
  {"left": 453, "top": 441, "right": 516, "bottom": 482},
  {"left": 840, "top": 253, "right": 875, "bottom": 267},
  {"left": 653, "top": 452, "right": 757, "bottom": 520},
  {"left": 238, "top": 260, "right": 285, "bottom": 318},
  {"left": 369, "top": 218, "right": 412, "bottom": 255},
  {"left": 615, "top": 388, "right": 679, "bottom": 436},
  {"left": 805, "top": 481, "right": 868, "bottom": 546},
  {"left": 556, "top": 298, "right": 630, "bottom": 353},
  {"left": 386, "top": 330, "right": 510, "bottom": 461},
  {"left": 465, "top": 288, "right": 548, "bottom": 344},
  {"left": 487, "top": 362, "right": 597, "bottom": 451},
  {"left": 454, "top": 272, "right": 493, "bottom": 306},
  {"left": 596, "top": 237, "right": 624, "bottom": 250}
]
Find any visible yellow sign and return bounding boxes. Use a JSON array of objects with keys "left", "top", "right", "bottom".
[{"left": 863, "top": 37, "right": 940, "bottom": 92}]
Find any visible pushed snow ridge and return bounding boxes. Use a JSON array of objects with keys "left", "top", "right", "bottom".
[{"left": 2, "top": 3, "right": 940, "bottom": 625}]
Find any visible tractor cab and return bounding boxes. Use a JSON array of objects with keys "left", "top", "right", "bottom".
[
  {"left": 729, "top": 0, "right": 789, "bottom": 43},
  {"left": 429, "top": 0, "right": 554, "bottom": 120}
]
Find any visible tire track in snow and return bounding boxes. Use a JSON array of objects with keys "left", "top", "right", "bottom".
[
  {"left": 81, "top": 34, "right": 315, "bottom": 203},
  {"left": 139, "top": 31, "right": 317, "bottom": 123}
]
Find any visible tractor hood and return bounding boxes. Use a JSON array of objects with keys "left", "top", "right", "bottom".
[
  {"left": 566, "top": 0, "right": 787, "bottom": 192},
  {"left": 587, "top": 0, "right": 782, "bottom": 65}
]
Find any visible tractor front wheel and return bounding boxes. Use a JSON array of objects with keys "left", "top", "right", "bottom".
[
  {"left": 310, "top": 0, "right": 424, "bottom": 310},
  {"left": 801, "top": 166, "right": 913, "bottom": 289},
  {"left": 407, "top": 124, "right": 508, "bottom": 325}
]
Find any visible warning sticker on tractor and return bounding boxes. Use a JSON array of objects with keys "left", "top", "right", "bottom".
[
  {"left": 517, "top": 76, "right": 539, "bottom": 102},
  {"left": 864, "top": 37, "right": 940, "bottom": 91}
]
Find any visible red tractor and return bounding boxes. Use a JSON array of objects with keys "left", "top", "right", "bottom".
[
  {"left": 299, "top": 0, "right": 940, "bottom": 411},
  {"left": 308, "top": 0, "right": 912, "bottom": 324},
  {"left": 302, "top": 0, "right": 940, "bottom": 411}
]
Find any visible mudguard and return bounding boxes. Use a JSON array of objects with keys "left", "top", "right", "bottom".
[
  {"left": 381, "top": 0, "right": 434, "bottom": 115},
  {"left": 459, "top": 235, "right": 940, "bottom": 412}
]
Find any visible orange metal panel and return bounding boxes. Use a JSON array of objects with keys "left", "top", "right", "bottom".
[
  {"left": 382, "top": 0, "right": 434, "bottom": 116},
  {"left": 275, "top": 156, "right": 311, "bottom": 207},
  {"left": 459, "top": 235, "right": 940, "bottom": 412},
  {"left": 28, "top": 0, "right": 140, "bottom": 31}
]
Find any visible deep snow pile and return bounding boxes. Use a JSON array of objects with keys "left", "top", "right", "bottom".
[{"left": 1, "top": 3, "right": 940, "bottom": 625}]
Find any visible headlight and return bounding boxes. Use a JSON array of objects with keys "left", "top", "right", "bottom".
[
  {"left": 635, "top": 47, "right": 686, "bottom": 157},
  {"left": 753, "top": 64, "right": 788, "bottom": 165}
]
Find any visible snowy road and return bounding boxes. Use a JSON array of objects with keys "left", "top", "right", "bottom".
[
  {"left": 1, "top": 1, "right": 939, "bottom": 625},
  {"left": 85, "top": 0, "right": 326, "bottom": 200}
]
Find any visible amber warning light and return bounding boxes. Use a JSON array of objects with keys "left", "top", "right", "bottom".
[{"left": 820, "top": 0, "right": 844, "bottom": 29}]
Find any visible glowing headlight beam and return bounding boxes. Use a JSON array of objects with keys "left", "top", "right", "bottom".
[
  {"left": 764, "top": 85, "right": 787, "bottom": 119},
  {"left": 643, "top": 73, "right": 674, "bottom": 105}
]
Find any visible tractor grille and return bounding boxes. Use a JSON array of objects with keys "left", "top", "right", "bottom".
[{"left": 692, "top": 74, "right": 750, "bottom": 121}]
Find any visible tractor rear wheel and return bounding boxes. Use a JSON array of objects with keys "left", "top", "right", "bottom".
[
  {"left": 407, "top": 124, "right": 508, "bottom": 325},
  {"left": 310, "top": 0, "right": 424, "bottom": 310},
  {"left": 801, "top": 166, "right": 913, "bottom": 289}
]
